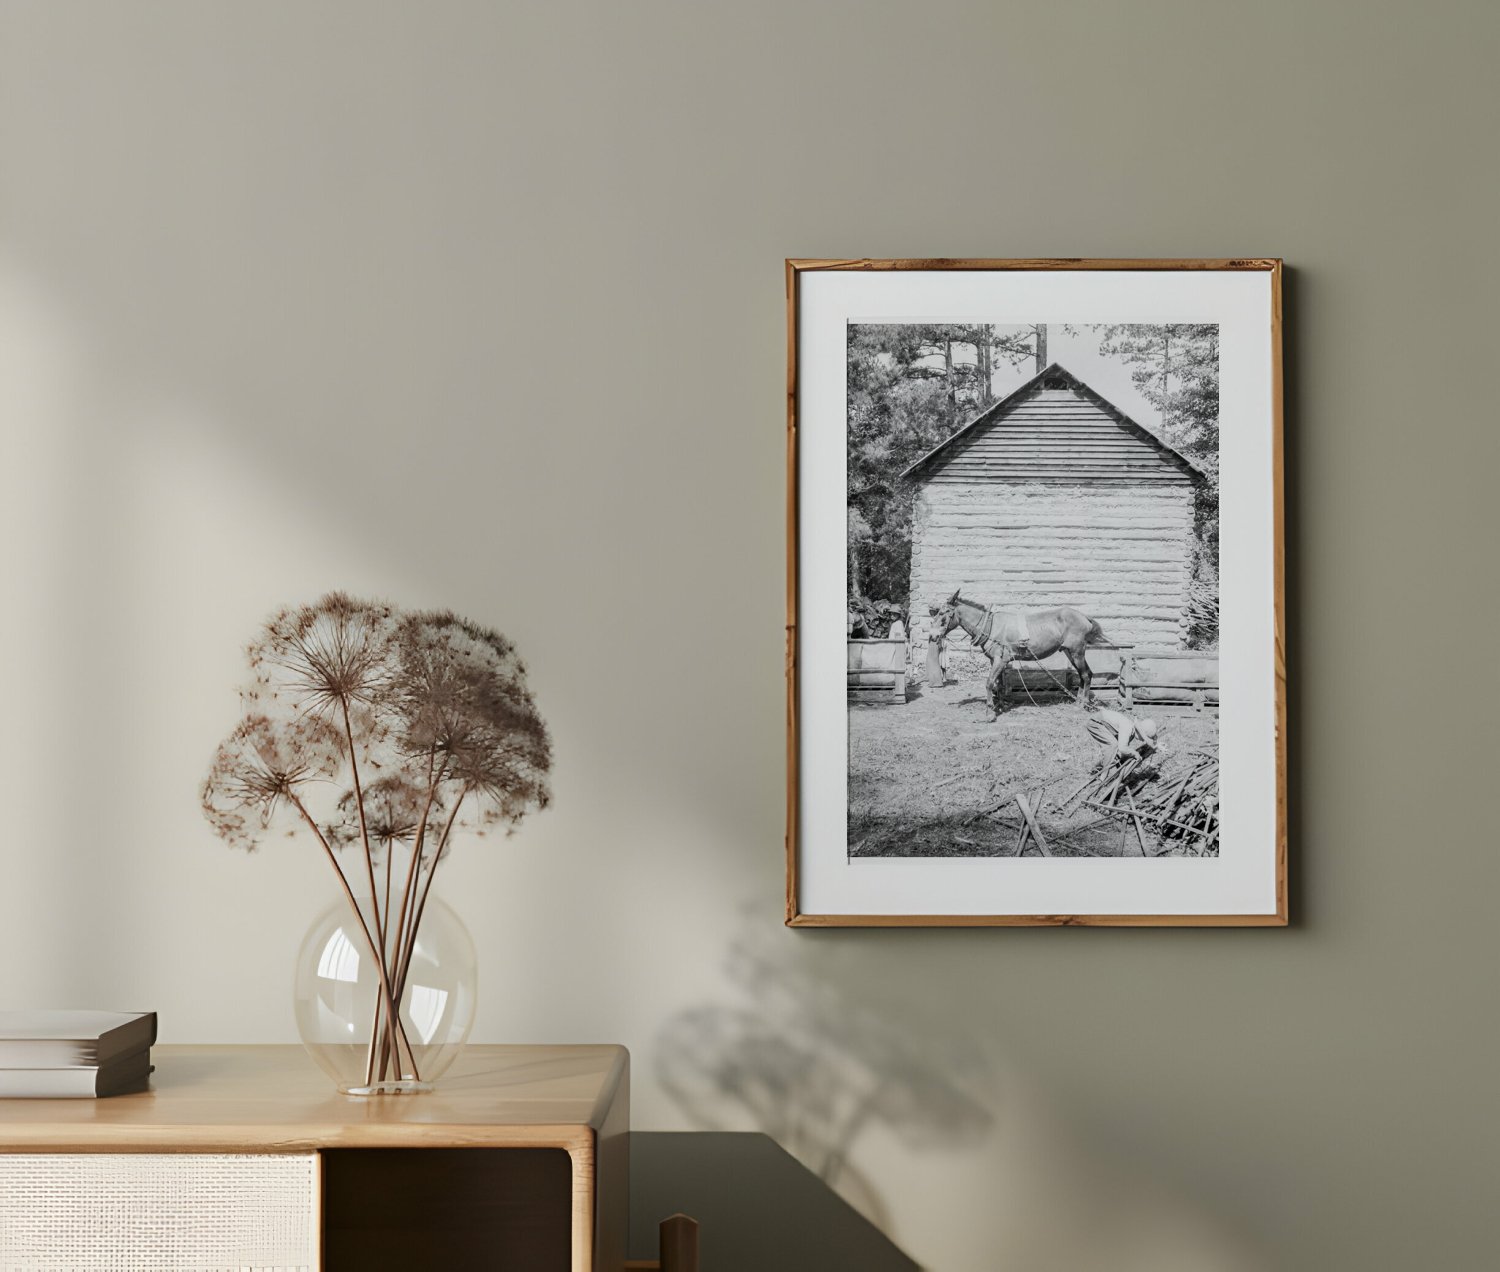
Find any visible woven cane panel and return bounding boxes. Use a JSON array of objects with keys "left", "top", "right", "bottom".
[{"left": 0, "top": 1154, "right": 317, "bottom": 1272}]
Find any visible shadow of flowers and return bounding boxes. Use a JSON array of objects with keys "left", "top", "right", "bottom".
[{"left": 655, "top": 912, "right": 997, "bottom": 1228}]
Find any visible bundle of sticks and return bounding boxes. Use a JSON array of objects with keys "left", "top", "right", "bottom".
[
  {"left": 1133, "top": 751, "right": 1219, "bottom": 856},
  {"left": 1068, "top": 748, "right": 1219, "bottom": 857}
]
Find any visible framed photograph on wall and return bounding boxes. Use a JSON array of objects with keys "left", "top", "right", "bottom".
[{"left": 786, "top": 258, "right": 1286, "bottom": 926}]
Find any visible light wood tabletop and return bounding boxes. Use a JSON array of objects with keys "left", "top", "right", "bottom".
[
  {"left": 0, "top": 1044, "right": 633, "bottom": 1271},
  {"left": 0, "top": 1043, "right": 629, "bottom": 1153}
]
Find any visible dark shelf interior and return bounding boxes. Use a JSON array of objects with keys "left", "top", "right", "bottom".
[{"left": 321, "top": 1147, "right": 572, "bottom": 1271}]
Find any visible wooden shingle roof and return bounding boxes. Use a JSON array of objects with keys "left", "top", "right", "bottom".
[{"left": 900, "top": 362, "right": 1204, "bottom": 485}]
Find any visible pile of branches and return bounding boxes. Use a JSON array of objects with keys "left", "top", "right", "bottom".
[
  {"left": 1067, "top": 748, "right": 1219, "bottom": 857},
  {"left": 969, "top": 783, "right": 1110, "bottom": 858},
  {"left": 1134, "top": 751, "right": 1219, "bottom": 856},
  {"left": 1186, "top": 578, "right": 1220, "bottom": 650}
]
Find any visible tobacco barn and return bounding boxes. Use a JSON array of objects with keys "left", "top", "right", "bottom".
[{"left": 903, "top": 363, "right": 1203, "bottom": 650}]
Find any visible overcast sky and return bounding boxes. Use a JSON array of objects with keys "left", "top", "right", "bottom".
[{"left": 947, "top": 324, "right": 1178, "bottom": 435}]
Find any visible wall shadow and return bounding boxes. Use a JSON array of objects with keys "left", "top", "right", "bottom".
[
  {"left": 653, "top": 907, "right": 1273, "bottom": 1270},
  {"left": 630, "top": 1131, "right": 918, "bottom": 1271},
  {"left": 654, "top": 909, "right": 997, "bottom": 1232}
]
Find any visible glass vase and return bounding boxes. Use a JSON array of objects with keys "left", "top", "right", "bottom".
[{"left": 293, "top": 893, "right": 477, "bottom": 1095}]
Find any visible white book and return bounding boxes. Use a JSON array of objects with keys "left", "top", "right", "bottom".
[
  {"left": 0, "top": 1010, "right": 157, "bottom": 1069},
  {"left": 0, "top": 1048, "right": 153, "bottom": 1098}
]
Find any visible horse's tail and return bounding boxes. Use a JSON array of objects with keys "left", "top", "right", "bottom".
[{"left": 1085, "top": 617, "right": 1111, "bottom": 646}]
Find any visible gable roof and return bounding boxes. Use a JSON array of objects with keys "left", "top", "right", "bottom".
[{"left": 899, "top": 361, "right": 1205, "bottom": 484}]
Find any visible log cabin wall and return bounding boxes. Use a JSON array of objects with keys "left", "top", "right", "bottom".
[{"left": 906, "top": 369, "right": 1199, "bottom": 651}]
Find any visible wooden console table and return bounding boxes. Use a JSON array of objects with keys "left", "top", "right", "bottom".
[{"left": 0, "top": 1043, "right": 630, "bottom": 1271}]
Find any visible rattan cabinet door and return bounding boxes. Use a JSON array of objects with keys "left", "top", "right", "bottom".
[{"left": 0, "top": 1153, "right": 319, "bottom": 1271}]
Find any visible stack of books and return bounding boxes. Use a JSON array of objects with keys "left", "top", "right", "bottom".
[{"left": 0, "top": 1010, "right": 157, "bottom": 1098}]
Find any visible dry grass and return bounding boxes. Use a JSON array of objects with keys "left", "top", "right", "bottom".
[{"left": 847, "top": 682, "right": 1218, "bottom": 858}]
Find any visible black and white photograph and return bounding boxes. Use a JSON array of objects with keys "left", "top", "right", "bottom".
[
  {"left": 788, "top": 260, "right": 1285, "bottom": 925},
  {"left": 846, "top": 322, "right": 1220, "bottom": 861}
]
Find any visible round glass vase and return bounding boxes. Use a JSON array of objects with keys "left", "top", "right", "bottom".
[{"left": 293, "top": 894, "right": 477, "bottom": 1095}]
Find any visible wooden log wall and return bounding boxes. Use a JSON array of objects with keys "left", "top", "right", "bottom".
[
  {"left": 909, "top": 481, "right": 1195, "bottom": 648},
  {"left": 904, "top": 378, "right": 1200, "bottom": 651}
]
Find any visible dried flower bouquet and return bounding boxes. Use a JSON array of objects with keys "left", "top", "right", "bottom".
[{"left": 202, "top": 593, "right": 551, "bottom": 1087}]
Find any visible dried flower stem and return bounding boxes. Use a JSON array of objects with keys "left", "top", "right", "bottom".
[
  {"left": 287, "top": 791, "right": 414, "bottom": 1081},
  {"left": 395, "top": 783, "right": 470, "bottom": 1001},
  {"left": 371, "top": 748, "right": 443, "bottom": 1084},
  {"left": 340, "top": 699, "right": 385, "bottom": 948},
  {"left": 387, "top": 750, "right": 441, "bottom": 988},
  {"left": 338, "top": 698, "right": 393, "bottom": 1089},
  {"left": 381, "top": 853, "right": 393, "bottom": 958},
  {"left": 364, "top": 846, "right": 398, "bottom": 1084}
]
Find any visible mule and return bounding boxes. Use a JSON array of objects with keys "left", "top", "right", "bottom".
[{"left": 929, "top": 589, "right": 1111, "bottom": 719}]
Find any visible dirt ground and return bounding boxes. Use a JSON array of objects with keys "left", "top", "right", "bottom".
[{"left": 848, "top": 681, "right": 1218, "bottom": 858}]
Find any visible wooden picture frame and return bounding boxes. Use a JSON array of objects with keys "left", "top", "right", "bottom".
[{"left": 786, "top": 258, "right": 1285, "bottom": 927}]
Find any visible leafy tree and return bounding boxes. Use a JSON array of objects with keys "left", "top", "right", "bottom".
[
  {"left": 1091, "top": 325, "right": 1220, "bottom": 645},
  {"left": 846, "top": 324, "right": 1039, "bottom": 607}
]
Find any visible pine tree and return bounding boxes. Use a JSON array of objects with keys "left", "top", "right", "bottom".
[{"left": 1092, "top": 324, "right": 1221, "bottom": 645}]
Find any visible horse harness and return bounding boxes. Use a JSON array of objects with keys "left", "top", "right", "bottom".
[
  {"left": 968, "top": 607, "right": 1031, "bottom": 658},
  {"left": 962, "top": 606, "right": 1080, "bottom": 703}
]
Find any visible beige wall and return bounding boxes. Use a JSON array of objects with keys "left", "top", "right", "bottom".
[{"left": 1, "top": 3, "right": 1495, "bottom": 1269}]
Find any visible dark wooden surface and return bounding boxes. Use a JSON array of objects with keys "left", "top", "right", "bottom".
[
  {"left": 322, "top": 1147, "right": 572, "bottom": 1271},
  {"left": 657, "top": 1213, "right": 700, "bottom": 1272},
  {"left": 630, "top": 1133, "right": 917, "bottom": 1271}
]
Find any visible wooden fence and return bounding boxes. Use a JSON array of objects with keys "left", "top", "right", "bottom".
[
  {"left": 854, "top": 639, "right": 1218, "bottom": 712},
  {"left": 847, "top": 638, "right": 908, "bottom": 703},
  {"left": 916, "top": 640, "right": 1218, "bottom": 713}
]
